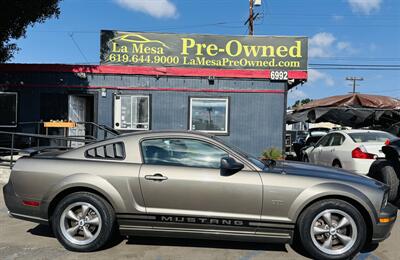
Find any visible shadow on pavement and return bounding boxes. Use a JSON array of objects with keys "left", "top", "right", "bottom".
[
  {"left": 126, "top": 236, "right": 288, "bottom": 252},
  {"left": 27, "top": 224, "right": 54, "bottom": 238}
]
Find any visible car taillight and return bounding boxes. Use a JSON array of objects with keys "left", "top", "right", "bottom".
[
  {"left": 352, "top": 147, "right": 376, "bottom": 159},
  {"left": 22, "top": 200, "right": 40, "bottom": 207},
  {"left": 385, "top": 139, "right": 391, "bottom": 146}
]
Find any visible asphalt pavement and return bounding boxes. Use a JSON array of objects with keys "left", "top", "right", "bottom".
[{"left": 0, "top": 182, "right": 399, "bottom": 260}]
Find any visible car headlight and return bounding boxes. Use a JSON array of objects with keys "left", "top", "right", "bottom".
[{"left": 381, "top": 191, "right": 389, "bottom": 209}]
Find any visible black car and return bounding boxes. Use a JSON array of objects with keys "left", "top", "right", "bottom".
[{"left": 368, "top": 138, "right": 400, "bottom": 204}]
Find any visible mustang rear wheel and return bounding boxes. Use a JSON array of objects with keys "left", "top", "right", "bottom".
[
  {"left": 297, "top": 199, "right": 366, "bottom": 260},
  {"left": 51, "top": 192, "right": 117, "bottom": 252}
]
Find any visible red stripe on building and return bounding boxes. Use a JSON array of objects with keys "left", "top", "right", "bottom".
[
  {"left": 0, "top": 64, "right": 307, "bottom": 80},
  {"left": 1, "top": 83, "right": 285, "bottom": 94}
]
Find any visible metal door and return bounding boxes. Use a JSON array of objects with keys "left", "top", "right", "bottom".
[{"left": 68, "top": 95, "right": 86, "bottom": 148}]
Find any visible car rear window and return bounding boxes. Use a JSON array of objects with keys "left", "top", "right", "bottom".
[{"left": 348, "top": 132, "right": 395, "bottom": 143}]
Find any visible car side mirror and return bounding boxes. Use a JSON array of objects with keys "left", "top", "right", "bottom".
[{"left": 220, "top": 157, "right": 244, "bottom": 176}]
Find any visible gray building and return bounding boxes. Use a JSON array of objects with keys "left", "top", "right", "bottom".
[{"left": 0, "top": 63, "right": 305, "bottom": 156}]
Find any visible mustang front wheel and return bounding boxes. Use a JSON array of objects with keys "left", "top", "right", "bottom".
[
  {"left": 51, "top": 192, "right": 117, "bottom": 252},
  {"left": 297, "top": 199, "right": 366, "bottom": 260}
]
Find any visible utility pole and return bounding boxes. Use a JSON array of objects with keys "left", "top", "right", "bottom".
[
  {"left": 249, "top": 0, "right": 254, "bottom": 35},
  {"left": 346, "top": 77, "right": 364, "bottom": 93},
  {"left": 245, "top": 0, "right": 261, "bottom": 35}
]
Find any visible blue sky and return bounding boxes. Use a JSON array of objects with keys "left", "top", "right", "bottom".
[{"left": 10, "top": 0, "right": 400, "bottom": 104}]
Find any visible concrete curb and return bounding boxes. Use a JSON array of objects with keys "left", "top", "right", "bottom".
[{"left": 0, "top": 167, "right": 11, "bottom": 184}]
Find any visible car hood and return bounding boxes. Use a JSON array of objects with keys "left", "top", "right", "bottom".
[{"left": 271, "top": 160, "right": 385, "bottom": 188}]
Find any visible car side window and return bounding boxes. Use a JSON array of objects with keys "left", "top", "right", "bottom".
[
  {"left": 315, "top": 135, "right": 330, "bottom": 147},
  {"left": 331, "top": 133, "right": 345, "bottom": 146},
  {"left": 141, "top": 138, "right": 228, "bottom": 168}
]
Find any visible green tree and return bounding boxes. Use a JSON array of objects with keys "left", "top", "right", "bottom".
[
  {"left": 291, "top": 98, "right": 313, "bottom": 109},
  {"left": 0, "top": 0, "right": 61, "bottom": 62}
]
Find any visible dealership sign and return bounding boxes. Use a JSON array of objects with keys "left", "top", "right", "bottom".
[{"left": 100, "top": 30, "right": 308, "bottom": 72}]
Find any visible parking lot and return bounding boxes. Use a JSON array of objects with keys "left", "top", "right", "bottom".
[{"left": 0, "top": 182, "right": 399, "bottom": 260}]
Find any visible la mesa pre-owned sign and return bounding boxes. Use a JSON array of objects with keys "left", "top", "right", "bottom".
[{"left": 100, "top": 30, "right": 308, "bottom": 71}]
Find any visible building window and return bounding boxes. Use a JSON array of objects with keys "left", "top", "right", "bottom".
[
  {"left": 0, "top": 92, "right": 17, "bottom": 127},
  {"left": 189, "top": 97, "right": 229, "bottom": 134},
  {"left": 114, "top": 95, "right": 150, "bottom": 130}
]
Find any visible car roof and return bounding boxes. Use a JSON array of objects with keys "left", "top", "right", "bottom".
[
  {"left": 117, "top": 130, "right": 215, "bottom": 139},
  {"left": 330, "top": 129, "right": 387, "bottom": 134}
]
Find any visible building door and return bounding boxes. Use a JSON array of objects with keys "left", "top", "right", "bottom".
[{"left": 68, "top": 95, "right": 87, "bottom": 148}]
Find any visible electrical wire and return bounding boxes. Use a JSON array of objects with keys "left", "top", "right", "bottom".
[{"left": 69, "top": 33, "right": 89, "bottom": 64}]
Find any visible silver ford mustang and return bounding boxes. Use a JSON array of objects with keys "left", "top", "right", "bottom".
[{"left": 3, "top": 131, "right": 397, "bottom": 259}]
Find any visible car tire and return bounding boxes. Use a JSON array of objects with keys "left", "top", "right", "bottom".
[
  {"left": 333, "top": 161, "right": 342, "bottom": 168},
  {"left": 51, "top": 192, "right": 117, "bottom": 252},
  {"left": 296, "top": 199, "right": 366, "bottom": 260},
  {"left": 369, "top": 160, "right": 399, "bottom": 203}
]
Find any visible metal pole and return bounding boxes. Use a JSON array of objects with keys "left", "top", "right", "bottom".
[{"left": 10, "top": 134, "right": 14, "bottom": 168}]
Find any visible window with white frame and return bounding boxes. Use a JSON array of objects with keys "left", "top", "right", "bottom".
[
  {"left": 0, "top": 92, "right": 17, "bottom": 127},
  {"left": 114, "top": 95, "right": 150, "bottom": 130},
  {"left": 189, "top": 97, "right": 229, "bottom": 134}
]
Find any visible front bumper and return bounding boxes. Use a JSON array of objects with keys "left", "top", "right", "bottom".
[{"left": 371, "top": 203, "right": 398, "bottom": 243}]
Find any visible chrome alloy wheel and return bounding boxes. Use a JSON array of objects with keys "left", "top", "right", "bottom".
[
  {"left": 310, "top": 209, "right": 357, "bottom": 255},
  {"left": 60, "top": 202, "right": 102, "bottom": 245}
]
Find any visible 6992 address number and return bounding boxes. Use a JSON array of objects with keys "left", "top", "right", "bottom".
[{"left": 270, "top": 71, "right": 288, "bottom": 81}]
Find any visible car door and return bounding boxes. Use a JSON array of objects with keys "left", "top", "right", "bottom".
[
  {"left": 318, "top": 134, "right": 336, "bottom": 166},
  {"left": 328, "top": 133, "right": 346, "bottom": 165},
  {"left": 309, "top": 134, "right": 330, "bottom": 164},
  {"left": 138, "top": 137, "right": 263, "bottom": 233}
]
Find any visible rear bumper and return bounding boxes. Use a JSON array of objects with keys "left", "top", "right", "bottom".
[
  {"left": 346, "top": 159, "right": 374, "bottom": 175},
  {"left": 371, "top": 203, "right": 398, "bottom": 243},
  {"left": 3, "top": 181, "right": 48, "bottom": 224}
]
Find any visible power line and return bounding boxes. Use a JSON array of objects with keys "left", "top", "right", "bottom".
[{"left": 69, "top": 33, "right": 89, "bottom": 64}]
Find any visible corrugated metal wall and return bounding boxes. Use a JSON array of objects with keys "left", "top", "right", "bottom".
[{"left": 0, "top": 71, "right": 287, "bottom": 156}]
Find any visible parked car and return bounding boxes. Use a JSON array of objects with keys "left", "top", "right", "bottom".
[
  {"left": 303, "top": 130, "right": 396, "bottom": 175},
  {"left": 368, "top": 138, "right": 400, "bottom": 203},
  {"left": 292, "top": 127, "right": 330, "bottom": 160},
  {"left": 3, "top": 131, "right": 397, "bottom": 259}
]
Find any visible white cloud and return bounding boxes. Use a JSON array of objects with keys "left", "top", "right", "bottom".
[
  {"left": 309, "top": 32, "right": 358, "bottom": 58},
  {"left": 309, "top": 32, "right": 336, "bottom": 58},
  {"left": 337, "top": 41, "right": 357, "bottom": 54},
  {"left": 337, "top": 41, "right": 351, "bottom": 51},
  {"left": 347, "top": 0, "right": 382, "bottom": 15},
  {"left": 115, "top": 0, "right": 178, "bottom": 18},
  {"left": 289, "top": 89, "right": 307, "bottom": 100},
  {"left": 308, "top": 69, "right": 335, "bottom": 86}
]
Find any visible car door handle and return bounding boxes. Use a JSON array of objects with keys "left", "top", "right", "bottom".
[{"left": 144, "top": 173, "right": 168, "bottom": 181}]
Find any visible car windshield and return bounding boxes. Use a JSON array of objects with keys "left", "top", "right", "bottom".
[
  {"left": 212, "top": 136, "right": 267, "bottom": 170},
  {"left": 348, "top": 131, "right": 395, "bottom": 143}
]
